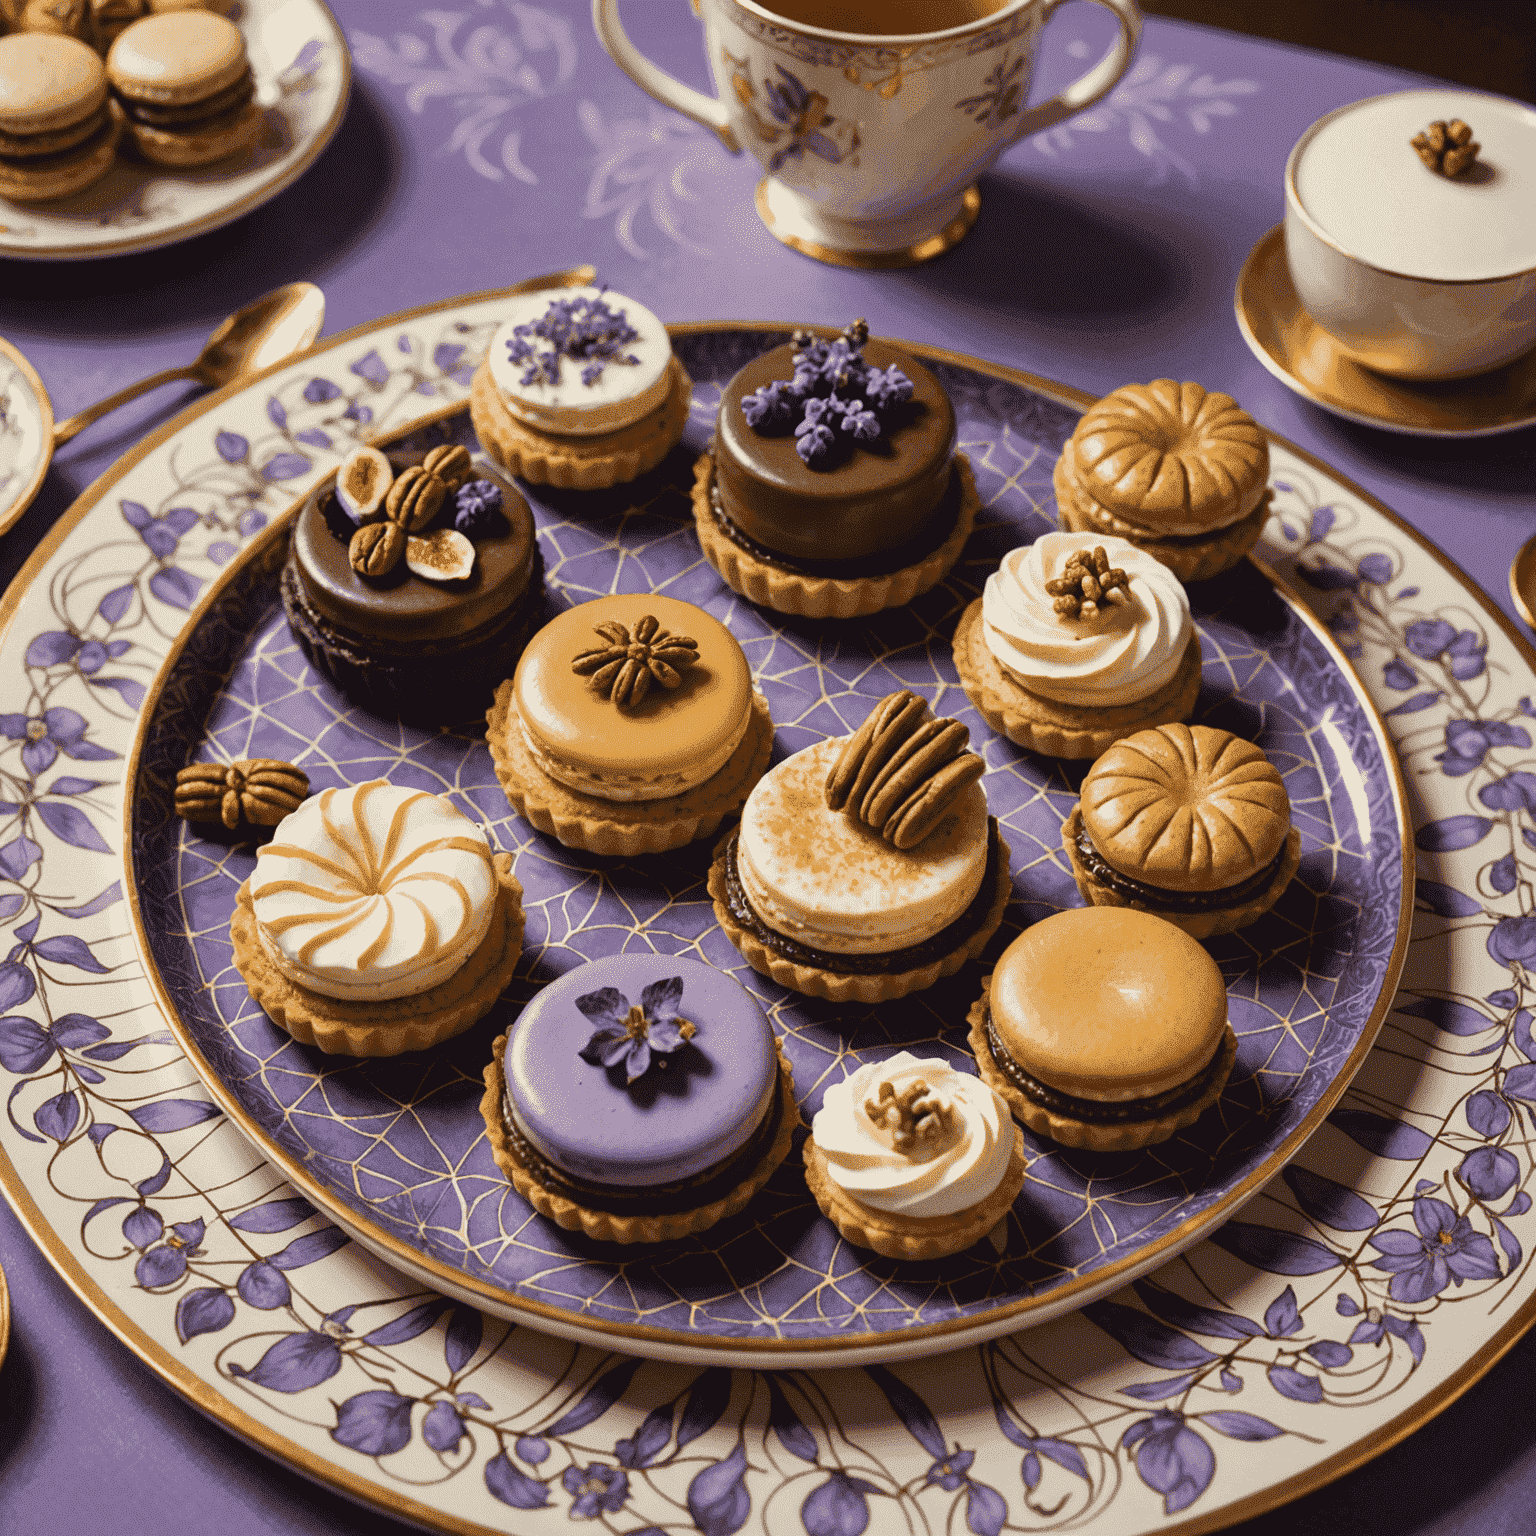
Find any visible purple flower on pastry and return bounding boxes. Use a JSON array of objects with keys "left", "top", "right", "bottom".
[
  {"left": 505, "top": 293, "right": 640, "bottom": 390},
  {"left": 741, "top": 380, "right": 797, "bottom": 431},
  {"left": 794, "top": 420, "right": 836, "bottom": 464},
  {"left": 864, "top": 363, "right": 914, "bottom": 409},
  {"left": 560, "top": 1462, "right": 629, "bottom": 1519},
  {"left": 453, "top": 479, "right": 504, "bottom": 538},
  {"left": 840, "top": 401, "right": 881, "bottom": 441},
  {"left": 576, "top": 976, "right": 695, "bottom": 1084}
]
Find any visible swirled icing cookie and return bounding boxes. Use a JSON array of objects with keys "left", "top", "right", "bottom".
[
  {"left": 469, "top": 287, "right": 692, "bottom": 489},
  {"left": 1064, "top": 723, "right": 1300, "bottom": 938},
  {"left": 479, "top": 955, "right": 798, "bottom": 1244},
  {"left": 709, "top": 692, "right": 1010, "bottom": 1003},
  {"left": 968, "top": 908, "right": 1237, "bottom": 1151},
  {"left": 954, "top": 532, "right": 1201, "bottom": 759},
  {"left": 803, "top": 1051, "right": 1025, "bottom": 1260},
  {"left": 1053, "top": 381, "right": 1272, "bottom": 582},
  {"left": 249, "top": 780, "right": 496, "bottom": 1001}
]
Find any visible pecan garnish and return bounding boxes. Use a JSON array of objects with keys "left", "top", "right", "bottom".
[
  {"left": 824, "top": 690, "right": 985, "bottom": 851},
  {"left": 175, "top": 759, "right": 309, "bottom": 831},
  {"left": 384, "top": 464, "right": 448, "bottom": 533},
  {"left": 422, "top": 444, "right": 474, "bottom": 492},
  {"left": 571, "top": 615, "right": 700, "bottom": 708},
  {"left": 864, "top": 1076, "right": 954, "bottom": 1156},
  {"left": 1045, "top": 545, "right": 1129, "bottom": 620},
  {"left": 349, "top": 520, "right": 405, "bottom": 578},
  {"left": 1411, "top": 119, "right": 1479, "bottom": 177}
]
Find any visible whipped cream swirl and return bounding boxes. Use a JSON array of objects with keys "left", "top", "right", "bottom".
[
  {"left": 812, "top": 1052, "right": 1015, "bottom": 1219},
  {"left": 251, "top": 781, "right": 496, "bottom": 1001},
  {"left": 982, "top": 531, "right": 1191, "bottom": 706}
]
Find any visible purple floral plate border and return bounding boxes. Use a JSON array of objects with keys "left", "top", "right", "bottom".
[{"left": 0, "top": 290, "right": 1527, "bottom": 1534}]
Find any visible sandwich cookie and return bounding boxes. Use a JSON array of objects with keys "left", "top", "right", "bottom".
[
  {"left": 0, "top": 32, "right": 122, "bottom": 202},
  {"left": 107, "top": 9, "right": 260, "bottom": 166},
  {"left": 969, "top": 907, "right": 1237, "bottom": 1150}
]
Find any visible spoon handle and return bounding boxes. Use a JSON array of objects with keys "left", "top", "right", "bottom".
[{"left": 52, "top": 364, "right": 200, "bottom": 447}]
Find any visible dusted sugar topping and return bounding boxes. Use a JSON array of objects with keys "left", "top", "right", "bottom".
[
  {"left": 250, "top": 781, "right": 496, "bottom": 1002},
  {"left": 1069, "top": 381, "right": 1269, "bottom": 535},
  {"left": 982, "top": 532, "right": 1192, "bottom": 707},
  {"left": 1081, "top": 723, "right": 1291, "bottom": 892},
  {"left": 738, "top": 736, "right": 988, "bottom": 955},
  {"left": 811, "top": 1052, "right": 1014, "bottom": 1218},
  {"left": 487, "top": 286, "right": 673, "bottom": 439}
]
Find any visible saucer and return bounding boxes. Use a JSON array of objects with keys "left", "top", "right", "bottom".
[
  {"left": 1235, "top": 225, "right": 1536, "bottom": 438},
  {"left": 0, "top": 336, "right": 53, "bottom": 538}
]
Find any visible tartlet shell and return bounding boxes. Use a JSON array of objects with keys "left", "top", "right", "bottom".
[
  {"left": 480, "top": 1032, "right": 800, "bottom": 1244},
  {"left": 707, "top": 824, "right": 1012, "bottom": 1004},
  {"left": 1064, "top": 805, "right": 1303, "bottom": 939},
  {"left": 968, "top": 986, "right": 1238, "bottom": 1151},
  {"left": 802, "top": 1119, "right": 1026, "bottom": 1261},
  {"left": 486, "top": 680, "right": 774, "bottom": 857},
  {"left": 692, "top": 451, "right": 978, "bottom": 620},
  {"left": 951, "top": 596, "right": 1202, "bottom": 760},
  {"left": 230, "top": 854, "right": 523, "bottom": 1056},
  {"left": 470, "top": 355, "right": 691, "bottom": 490}
]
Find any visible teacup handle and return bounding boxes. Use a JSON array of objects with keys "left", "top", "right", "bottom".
[
  {"left": 1011, "top": 0, "right": 1142, "bottom": 140},
  {"left": 591, "top": 0, "right": 742, "bottom": 153}
]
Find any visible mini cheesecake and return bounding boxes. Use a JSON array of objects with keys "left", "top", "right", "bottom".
[
  {"left": 281, "top": 447, "right": 545, "bottom": 726},
  {"left": 486, "top": 592, "right": 773, "bottom": 857},
  {"left": 1064, "top": 723, "right": 1300, "bottom": 938},
  {"left": 710, "top": 690, "right": 1009, "bottom": 1003},
  {"left": 481, "top": 955, "right": 797, "bottom": 1243},
  {"left": 969, "top": 907, "right": 1236, "bottom": 1151},
  {"left": 693, "top": 322, "right": 979, "bottom": 619}
]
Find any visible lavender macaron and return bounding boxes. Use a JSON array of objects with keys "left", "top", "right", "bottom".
[{"left": 480, "top": 955, "right": 797, "bottom": 1244}]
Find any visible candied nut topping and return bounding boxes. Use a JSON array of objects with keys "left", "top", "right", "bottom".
[
  {"left": 570, "top": 614, "right": 700, "bottom": 708},
  {"left": 864, "top": 1076, "right": 954, "bottom": 1156},
  {"left": 1044, "top": 545, "right": 1129, "bottom": 620},
  {"left": 349, "top": 520, "right": 405, "bottom": 578},
  {"left": 175, "top": 760, "right": 309, "bottom": 831},
  {"left": 1411, "top": 118, "right": 1480, "bottom": 177}
]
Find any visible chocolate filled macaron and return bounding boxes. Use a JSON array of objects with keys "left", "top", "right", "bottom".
[
  {"left": 231, "top": 780, "right": 524, "bottom": 1057},
  {"left": 486, "top": 593, "right": 773, "bottom": 857},
  {"left": 469, "top": 286, "right": 691, "bottom": 490},
  {"left": 1054, "top": 381, "right": 1271, "bottom": 584},
  {"left": 481, "top": 955, "right": 798, "bottom": 1243},
  {"left": 106, "top": 9, "right": 260, "bottom": 166},
  {"left": 0, "top": 32, "right": 122, "bottom": 202},
  {"left": 969, "top": 907, "right": 1237, "bottom": 1151},
  {"left": 693, "top": 320, "right": 979, "bottom": 619},
  {"left": 1064, "top": 723, "right": 1300, "bottom": 938},
  {"left": 710, "top": 689, "right": 1010, "bottom": 1003},
  {"left": 281, "top": 445, "right": 545, "bottom": 726}
]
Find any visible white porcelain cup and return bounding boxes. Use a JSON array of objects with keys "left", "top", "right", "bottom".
[
  {"left": 592, "top": 0, "right": 1141, "bottom": 265},
  {"left": 1284, "top": 90, "right": 1536, "bottom": 381}
]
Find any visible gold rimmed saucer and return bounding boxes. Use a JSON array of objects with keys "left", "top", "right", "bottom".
[
  {"left": 1235, "top": 224, "right": 1536, "bottom": 438},
  {"left": 755, "top": 179, "right": 980, "bottom": 269}
]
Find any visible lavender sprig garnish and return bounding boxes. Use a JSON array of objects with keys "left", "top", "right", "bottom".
[
  {"left": 505, "top": 292, "right": 641, "bottom": 390},
  {"left": 575, "top": 976, "right": 695, "bottom": 1085}
]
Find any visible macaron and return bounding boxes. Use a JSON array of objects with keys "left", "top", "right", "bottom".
[
  {"left": 968, "top": 907, "right": 1237, "bottom": 1150},
  {"left": 1064, "top": 723, "right": 1300, "bottom": 938},
  {"left": 106, "top": 10, "right": 260, "bottom": 166},
  {"left": 89, "top": 0, "right": 148, "bottom": 51},
  {"left": 0, "top": 31, "right": 122, "bottom": 202},
  {"left": 16, "top": 0, "right": 89, "bottom": 40}
]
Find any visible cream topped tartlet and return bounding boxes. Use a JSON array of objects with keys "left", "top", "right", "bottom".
[
  {"left": 230, "top": 780, "right": 523, "bottom": 1055},
  {"left": 469, "top": 287, "right": 692, "bottom": 489},
  {"left": 803, "top": 1051, "right": 1025, "bottom": 1259},
  {"left": 954, "top": 532, "right": 1201, "bottom": 759}
]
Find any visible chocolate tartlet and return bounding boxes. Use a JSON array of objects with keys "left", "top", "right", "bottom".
[
  {"left": 1064, "top": 723, "right": 1300, "bottom": 938},
  {"left": 693, "top": 323, "right": 979, "bottom": 618},
  {"left": 281, "top": 449, "right": 544, "bottom": 726},
  {"left": 968, "top": 907, "right": 1237, "bottom": 1151}
]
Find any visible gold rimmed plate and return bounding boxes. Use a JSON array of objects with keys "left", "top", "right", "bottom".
[{"left": 1235, "top": 224, "right": 1536, "bottom": 438}]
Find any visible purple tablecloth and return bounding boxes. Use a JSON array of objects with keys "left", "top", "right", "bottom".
[{"left": 0, "top": 3, "right": 1532, "bottom": 1532}]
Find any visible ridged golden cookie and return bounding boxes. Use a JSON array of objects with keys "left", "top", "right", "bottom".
[{"left": 1079, "top": 723, "right": 1290, "bottom": 893}]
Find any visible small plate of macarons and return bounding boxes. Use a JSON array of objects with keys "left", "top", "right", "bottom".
[{"left": 0, "top": 0, "right": 348, "bottom": 261}]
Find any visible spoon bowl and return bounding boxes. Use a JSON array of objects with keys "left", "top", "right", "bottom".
[{"left": 1509, "top": 534, "right": 1536, "bottom": 632}]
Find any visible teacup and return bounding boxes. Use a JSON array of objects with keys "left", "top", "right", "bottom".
[
  {"left": 1284, "top": 89, "right": 1536, "bottom": 380},
  {"left": 593, "top": 0, "right": 1142, "bottom": 266}
]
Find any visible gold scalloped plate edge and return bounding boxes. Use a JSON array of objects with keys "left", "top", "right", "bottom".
[{"left": 0, "top": 304, "right": 1433, "bottom": 1536}]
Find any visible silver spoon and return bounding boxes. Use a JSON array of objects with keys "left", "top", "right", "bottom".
[{"left": 52, "top": 282, "right": 326, "bottom": 447}]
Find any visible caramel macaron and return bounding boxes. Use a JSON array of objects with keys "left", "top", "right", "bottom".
[
  {"left": 1064, "top": 723, "right": 1300, "bottom": 939},
  {"left": 969, "top": 906, "right": 1236, "bottom": 1150},
  {"left": 487, "top": 593, "right": 774, "bottom": 857},
  {"left": 0, "top": 31, "right": 122, "bottom": 202},
  {"left": 107, "top": 10, "right": 260, "bottom": 166},
  {"left": 1054, "top": 381, "right": 1271, "bottom": 583}
]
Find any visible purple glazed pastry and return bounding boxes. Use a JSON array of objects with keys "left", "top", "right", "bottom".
[{"left": 480, "top": 955, "right": 797, "bottom": 1243}]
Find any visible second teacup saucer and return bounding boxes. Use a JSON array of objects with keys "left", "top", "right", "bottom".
[{"left": 1234, "top": 225, "right": 1536, "bottom": 439}]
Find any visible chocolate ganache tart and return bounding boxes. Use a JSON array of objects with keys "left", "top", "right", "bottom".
[{"left": 693, "top": 321, "right": 980, "bottom": 619}]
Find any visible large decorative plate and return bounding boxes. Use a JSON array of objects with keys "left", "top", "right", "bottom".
[
  {"left": 118, "top": 332, "right": 1409, "bottom": 1369},
  {"left": 0, "top": 0, "right": 348, "bottom": 262},
  {"left": 0, "top": 291, "right": 1529, "bottom": 1534}
]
